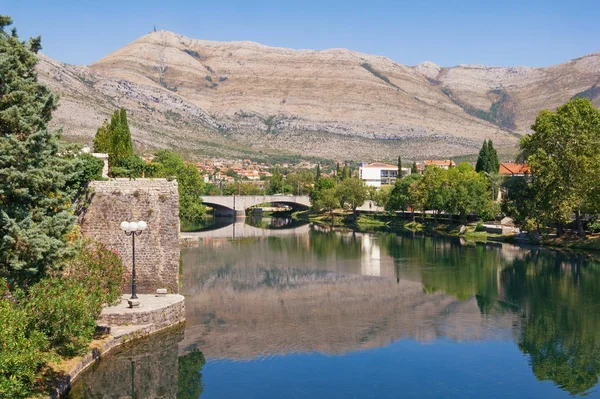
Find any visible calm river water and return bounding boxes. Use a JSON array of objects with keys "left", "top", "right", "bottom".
[{"left": 70, "top": 218, "right": 600, "bottom": 398}]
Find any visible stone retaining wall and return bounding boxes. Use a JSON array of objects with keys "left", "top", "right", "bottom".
[
  {"left": 79, "top": 179, "right": 180, "bottom": 294},
  {"left": 98, "top": 295, "right": 186, "bottom": 329}
]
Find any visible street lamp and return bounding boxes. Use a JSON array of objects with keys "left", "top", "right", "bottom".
[{"left": 120, "top": 220, "right": 147, "bottom": 300}]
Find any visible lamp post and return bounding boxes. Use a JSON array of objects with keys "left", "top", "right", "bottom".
[{"left": 120, "top": 220, "right": 147, "bottom": 300}]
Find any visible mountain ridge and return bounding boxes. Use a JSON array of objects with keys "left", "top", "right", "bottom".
[{"left": 36, "top": 30, "right": 600, "bottom": 161}]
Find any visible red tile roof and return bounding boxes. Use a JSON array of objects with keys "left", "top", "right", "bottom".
[
  {"left": 361, "top": 162, "right": 398, "bottom": 169},
  {"left": 499, "top": 163, "right": 530, "bottom": 175}
]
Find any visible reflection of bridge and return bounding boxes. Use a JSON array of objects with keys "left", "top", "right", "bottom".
[
  {"left": 201, "top": 195, "right": 311, "bottom": 217},
  {"left": 181, "top": 221, "right": 311, "bottom": 239}
]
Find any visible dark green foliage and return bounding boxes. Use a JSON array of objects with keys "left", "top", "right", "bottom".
[
  {"left": 397, "top": 156, "right": 402, "bottom": 174},
  {"left": 475, "top": 139, "right": 500, "bottom": 174},
  {"left": 0, "top": 16, "right": 78, "bottom": 288},
  {"left": 176, "top": 349, "right": 206, "bottom": 399},
  {"left": 386, "top": 173, "right": 421, "bottom": 212},
  {"left": 204, "top": 75, "right": 212, "bottom": 83},
  {"left": 93, "top": 108, "right": 134, "bottom": 168},
  {"left": 411, "top": 161, "right": 418, "bottom": 174},
  {"left": 72, "top": 153, "right": 104, "bottom": 187},
  {"left": 315, "top": 164, "right": 321, "bottom": 181},
  {"left": 111, "top": 155, "right": 146, "bottom": 179}
]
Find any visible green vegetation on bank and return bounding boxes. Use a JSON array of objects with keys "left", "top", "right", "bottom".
[{"left": 0, "top": 16, "right": 126, "bottom": 398}]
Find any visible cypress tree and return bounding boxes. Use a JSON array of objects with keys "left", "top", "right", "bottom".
[
  {"left": 335, "top": 162, "right": 340, "bottom": 180},
  {"left": 476, "top": 140, "right": 489, "bottom": 173},
  {"left": 397, "top": 156, "right": 402, "bottom": 177},
  {"left": 92, "top": 108, "right": 134, "bottom": 167},
  {"left": 0, "top": 17, "right": 77, "bottom": 286},
  {"left": 487, "top": 139, "right": 500, "bottom": 173},
  {"left": 411, "top": 161, "right": 418, "bottom": 174},
  {"left": 315, "top": 164, "right": 321, "bottom": 182}
]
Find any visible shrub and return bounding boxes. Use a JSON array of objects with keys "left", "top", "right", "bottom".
[
  {"left": 25, "top": 278, "right": 97, "bottom": 357},
  {"left": 0, "top": 284, "right": 49, "bottom": 399},
  {"left": 64, "top": 241, "right": 126, "bottom": 307},
  {"left": 475, "top": 221, "right": 485, "bottom": 232}
]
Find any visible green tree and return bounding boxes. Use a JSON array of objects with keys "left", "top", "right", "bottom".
[
  {"left": 411, "top": 161, "right": 419, "bottom": 174},
  {"left": 397, "top": 156, "right": 402, "bottom": 176},
  {"left": 286, "top": 170, "right": 314, "bottom": 195},
  {"left": 418, "top": 166, "right": 449, "bottom": 222},
  {"left": 335, "top": 178, "right": 368, "bottom": 218},
  {"left": 521, "top": 98, "right": 600, "bottom": 237},
  {"left": 92, "top": 108, "right": 134, "bottom": 169},
  {"left": 147, "top": 150, "right": 206, "bottom": 224},
  {"left": 310, "top": 177, "right": 336, "bottom": 209},
  {"left": 446, "top": 163, "right": 490, "bottom": 224},
  {"left": 476, "top": 140, "right": 500, "bottom": 174},
  {"left": 0, "top": 16, "right": 78, "bottom": 287},
  {"left": 315, "top": 164, "right": 321, "bottom": 181},
  {"left": 387, "top": 173, "right": 421, "bottom": 212},
  {"left": 267, "top": 168, "right": 284, "bottom": 194},
  {"left": 314, "top": 187, "right": 339, "bottom": 218}
]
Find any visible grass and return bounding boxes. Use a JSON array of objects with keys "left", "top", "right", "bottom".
[{"left": 541, "top": 235, "right": 600, "bottom": 252}]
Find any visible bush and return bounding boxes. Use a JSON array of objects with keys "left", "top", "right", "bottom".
[
  {"left": 64, "top": 241, "right": 126, "bottom": 308},
  {"left": 25, "top": 278, "right": 97, "bottom": 357},
  {"left": 475, "top": 222, "right": 485, "bottom": 232},
  {"left": 0, "top": 282, "right": 49, "bottom": 399}
]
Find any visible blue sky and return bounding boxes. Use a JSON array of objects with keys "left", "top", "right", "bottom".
[{"left": 3, "top": 0, "right": 599, "bottom": 67}]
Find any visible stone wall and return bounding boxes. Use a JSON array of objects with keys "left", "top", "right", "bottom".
[{"left": 79, "top": 179, "right": 180, "bottom": 294}]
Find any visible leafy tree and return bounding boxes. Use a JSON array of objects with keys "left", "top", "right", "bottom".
[
  {"left": 223, "top": 182, "right": 262, "bottom": 196},
  {"left": 267, "top": 168, "right": 284, "bottom": 194},
  {"left": 418, "top": 166, "right": 449, "bottom": 222},
  {"left": 0, "top": 16, "right": 79, "bottom": 287},
  {"left": 387, "top": 173, "right": 421, "bottom": 212},
  {"left": 411, "top": 161, "right": 419, "bottom": 174},
  {"left": 335, "top": 178, "right": 367, "bottom": 217},
  {"left": 521, "top": 98, "right": 600, "bottom": 237},
  {"left": 446, "top": 163, "right": 490, "bottom": 224},
  {"left": 285, "top": 170, "right": 314, "bottom": 195},
  {"left": 176, "top": 349, "right": 206, "bottom": 399},
  {"left": 310, "top": 177, "right": 336, "bottom": 209},
  {"left": 314, "top": 188, "right": 339, "bottom": 218},
  {"left": 110, "top": 155, "right": 146, "bottom": 179},
  {"left": 147, "top": 150, "right": 206, "bottom": 224}
]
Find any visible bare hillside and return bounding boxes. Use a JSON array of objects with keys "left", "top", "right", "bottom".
[{"left": 37, "top": 30, "right": 600, "bottom": 161}]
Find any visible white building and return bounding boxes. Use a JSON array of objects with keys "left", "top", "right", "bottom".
[{"left": 359, "top": 162, "right": 399, "bottom": 187}]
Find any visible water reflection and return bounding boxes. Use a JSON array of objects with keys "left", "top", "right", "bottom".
[
  {"left": 181, "top": 227, "right": 600, "bottom": 396},
  {"left": 71, "top": 224, "right": 600, "bottom": 397},
  {"left": 68, "top": 325, "right": 206, "bottom": 399}
]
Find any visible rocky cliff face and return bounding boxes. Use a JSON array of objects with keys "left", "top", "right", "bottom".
[{"left": 37, "top": 30, "right": 600, "bottom": 161}]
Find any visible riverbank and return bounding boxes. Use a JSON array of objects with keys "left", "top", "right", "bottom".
[{"left": 34, "top": 295, "right": 185, "bottom": 398}]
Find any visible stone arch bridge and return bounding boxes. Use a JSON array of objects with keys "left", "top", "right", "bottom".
[{"left": 201, "top": 195, "right": 311, "bottom": 217}]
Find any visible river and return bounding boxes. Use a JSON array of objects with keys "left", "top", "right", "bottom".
[{"left": 69, "top": 218, "right": 600, "bottom": 398}]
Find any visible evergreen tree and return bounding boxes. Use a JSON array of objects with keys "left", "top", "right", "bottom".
[
  {"left": 315, "top": 164, "right": 321, "bottom": 182},
  {"left": 411, "top": 161, "right": 419, "bottom": 174},
  {"left": 0, "top": 16, "right": 77, "bottom": 286},
  {"left": 475, "top": 140, "right": 489, "bottom": 173},
  {"left": 92, "top": 108, "right": 134, "bottom": 168},
  {"left": 341, "top": 163, "right": 349, "bottom": 181},
  {"left": 487, "top": 140, "right": 500, "bottom": 173},
  {"left": 397, "top": 156, "right": 402, "bottom": 177},
  {"left": 335, "top": 162, "right": 340, "bottom": 180}
]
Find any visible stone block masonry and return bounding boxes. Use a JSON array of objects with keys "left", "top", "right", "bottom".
[{"left": 79, "top": 179, "right": 180, "bottom": 294}]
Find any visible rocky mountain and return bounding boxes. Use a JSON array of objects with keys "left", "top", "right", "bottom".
[{"left": 37, "top": 30, "right": 600, "bottom": 161}]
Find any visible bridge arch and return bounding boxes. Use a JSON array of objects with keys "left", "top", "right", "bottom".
[{"left": 201, "top": 195, "right": 311, "bottom": 217}]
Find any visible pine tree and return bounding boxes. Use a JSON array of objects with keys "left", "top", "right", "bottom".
[
  {"left": 475, "top": 140, "right": 489, "bottom": 173},
  {"left": 0, "top": 17, "right": 77, "bottom": 286},
  {"left": 315, "top": 164, "right": 321, "bottom": 182}
]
